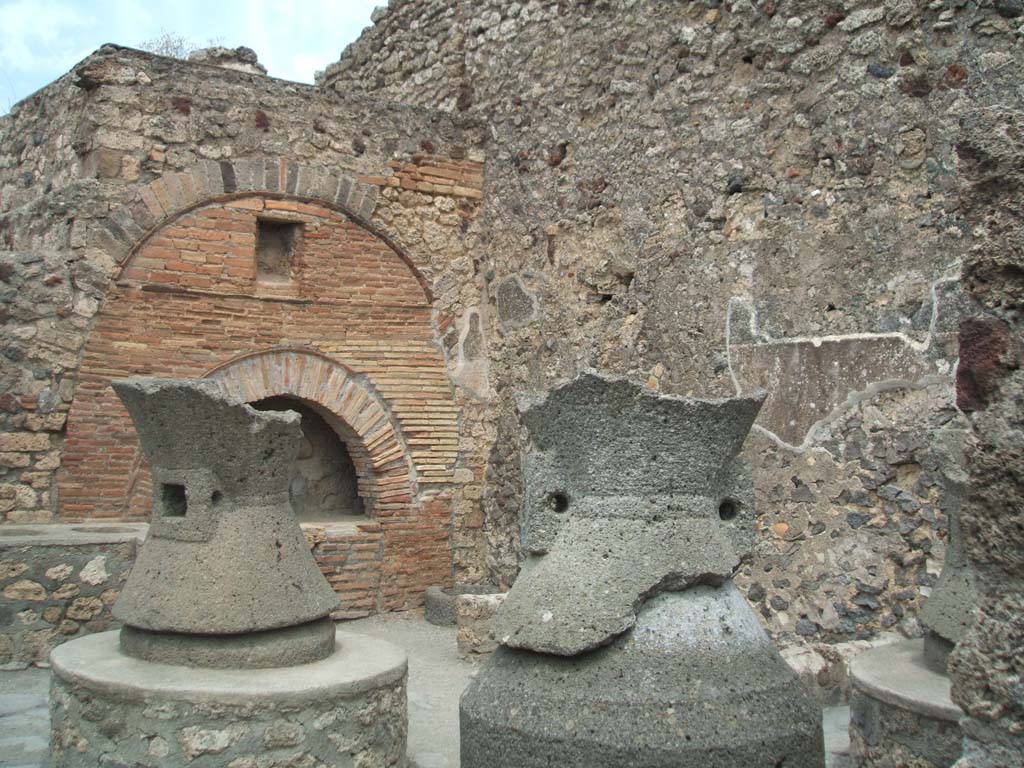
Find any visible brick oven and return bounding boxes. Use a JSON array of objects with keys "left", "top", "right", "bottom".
[{"left": 57, "top": 163, "right": 466, "bottom": 616}]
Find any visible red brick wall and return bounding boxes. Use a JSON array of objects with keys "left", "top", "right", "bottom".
[
  {"left": 58, "top": 195, "right": 457, "bottom": 612},
  {"left": 361, "top": 156, "right": 485, "bottom": 200}
]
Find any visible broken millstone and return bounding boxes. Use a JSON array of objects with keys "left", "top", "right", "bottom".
[
  {"left": 461, "top": 372, "right": 824, "bottom": 767},
  {"left": 111, "top": 378, "right": 339, "bottom": 668},
  {"left": 492, "top": 372, "right": 761, "bottom": 655},
  {"left": 919, "top": 428, "right": 979, "bottom": 673}
]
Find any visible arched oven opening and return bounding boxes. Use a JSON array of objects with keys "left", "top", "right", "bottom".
[{"left": 251, "top": 396, "right": 366, "bottom": 522}]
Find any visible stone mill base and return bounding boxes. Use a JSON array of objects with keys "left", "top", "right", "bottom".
[
  {"left": 848, "top": 639, "right": 962, "bottom": 768},
  {"left": 48, "top": 629, "right": 408, "bottom": 767}
]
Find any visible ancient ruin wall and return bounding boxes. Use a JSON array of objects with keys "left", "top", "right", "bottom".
[
  {"left": 3, "top": 2, "right": 1022, "bottom": 647},
  {"left": 0, "top": 527, "right": 143, "bottom": 667},
  {"left": 327, "top": 0, "right": 1024, "bottom": 645},
  {"left": 0, "top": 46, "right": 493, "bottom": 612},
  {"left": 947, "top": 107, "right": 1024, "bottom": 768}
]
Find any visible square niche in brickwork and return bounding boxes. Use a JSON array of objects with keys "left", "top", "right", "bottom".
[{"left": 256, "top": 219, "right": 303, "bottom": 283}]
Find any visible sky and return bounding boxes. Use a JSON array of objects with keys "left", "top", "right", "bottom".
[{"left": 0, "top": 0, "right": 380, "bottom": 112}]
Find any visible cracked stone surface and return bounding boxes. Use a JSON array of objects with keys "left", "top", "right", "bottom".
[
  {"left": 111, "top": 378, "right": 339, "bottom": 668},
  {"left": 493, "top": 371, "right": 764, "bottom": 654}
]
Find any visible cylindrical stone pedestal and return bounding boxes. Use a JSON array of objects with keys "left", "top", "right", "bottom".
[
  {"left": 462, "top": 583, "right": 824, "bottom": 768},
  {"left": 50, "top": 629, "right": 408, "bottom": 767},
  {"left": 849, "top": 639, "right": 963, "bottom": 768}
]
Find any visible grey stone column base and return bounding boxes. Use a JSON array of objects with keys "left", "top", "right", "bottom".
[
  {"left": 49, "top": 629, "right": 408, "bottom": 767},
  {"left": 849, "top": 639, "right": 963, "bottom": 768},
  {"left": 461, "top": 585, "right": 825, "bottom": 768},
  {"left": 119, "top": 616, "right": 337, "bottom": 668}
]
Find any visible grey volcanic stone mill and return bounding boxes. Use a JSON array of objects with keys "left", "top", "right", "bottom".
[
  {"left": 49, "top": 379, "right": 409, "bottom": 767},
  {"left": 111, "top": 377, "right": 339, "bottom": 668},
  {"left": 460, "top": 372, "right": 825, "bottom": 768}
]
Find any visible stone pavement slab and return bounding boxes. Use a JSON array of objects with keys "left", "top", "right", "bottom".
[{"left": 0, "top": 668, "right": 49, "bottom": 768}]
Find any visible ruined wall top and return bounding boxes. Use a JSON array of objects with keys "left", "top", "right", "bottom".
[
  {"left": 0, "top": 42, "right": 482, "bottom": 223},
  {"left": 323, "top": 0, "right": 1024, "bottom": 115},
  {"left": 188, "top": 46, "right": 268, "bottom": 75}
]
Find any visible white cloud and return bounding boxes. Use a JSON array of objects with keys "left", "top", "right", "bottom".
[{"left": 0, "top": 0, "right": 91, "bottom": 70}]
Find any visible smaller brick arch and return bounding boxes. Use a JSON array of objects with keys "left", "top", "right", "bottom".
[{"left": 205, "top": 348, "right": 417, "bottom": 510}]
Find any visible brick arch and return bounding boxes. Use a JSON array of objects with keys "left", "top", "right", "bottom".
[
  {"left": 204, "top": 348, "right": 417, "bottom": 512},
  {"left": 60, "top": 191, "right": 458, "bottom": 520},
  {"left": 60, "top": 172, "right": 458, "bottom": 612},
  {"left": 99, "top": 155, "right": 433, "bottom": 301}
]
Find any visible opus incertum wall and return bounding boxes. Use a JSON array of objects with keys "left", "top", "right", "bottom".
[{"left": 57, "top": 164, "right": 458, "bottom": 615}]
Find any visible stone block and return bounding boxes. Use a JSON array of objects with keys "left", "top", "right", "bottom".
[
  {"left": 3, "top": 579, "right": 47, "bottom": 601},
  {"left": 0, "top": 433, "right": 50, "bottom": 453},
  {"left": 262, "top": 158, "right": 281, "bottom": 192},
  {"left": 456, "top": 591, "right": 506, "bottom": 658},
  {"left": 198, "top": 159, "right": 226, "bottom": 196},
  {"left": 494, "top": 275, "right": 537, "bottom": 331},
  {"left": 0, "top": 452, "right": 31, "bottom": 468},
  {"left": 425, "top": 583, "right": 501, "bottom": 626},
  {"left": 83, "top": 147, "right": 127, "bottom": 179}
]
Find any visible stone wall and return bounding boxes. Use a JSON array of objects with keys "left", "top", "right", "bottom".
[
  {"left": 0, "top": 524, "right": 144, "bottom": 668},
  {"left": 49, "top": 631, "right": 408, "bottom": 768},
  {"left": 50, "top": 674, "right": 408, "bottom": 768},
  {"left": 849, "top": 681, "right": 962, "bottom": 768},
  {"left": 324, "top": 0, "right": 1024, "bottom": 646},
  {"left": 947, "top": 108, "right": 1024, "bottom": 768}
]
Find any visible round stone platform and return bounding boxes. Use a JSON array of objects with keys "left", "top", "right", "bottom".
[
  {"left": 49, "top": 628, "right": 408, "bottom": 767},
  {"left": 848, "top": 638, "right": 963, "bottom": 768}
]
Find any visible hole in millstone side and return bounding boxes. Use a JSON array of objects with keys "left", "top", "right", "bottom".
[
  {"left": 211, "top": 490, "right": 223, "bottom": 506},
  {"left": 161, "top": 483, "right": 187, "bottom": 517},
  {"left": 719, "top": 499, "right": 739, "bottom": 522},
  {"left": 547, "top": 491, "right": 570, "bottom": 514}
]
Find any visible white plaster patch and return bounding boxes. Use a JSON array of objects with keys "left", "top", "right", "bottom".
[
  {"left": 78, "top": 557, "right": 109, "bottom": 586},
  {"left": 724, "top": 268, "right": 962, "bottom": 452}
]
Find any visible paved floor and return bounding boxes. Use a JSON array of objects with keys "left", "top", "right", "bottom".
[
  {"left": 0, "top": 611, "right": 852, "bottom": 767},
  {"left": 346, "top": 611, "right": 472, "bottom": 768},
  {"left": 0, "top": 667, "right": 49, "bottom": 768}
]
